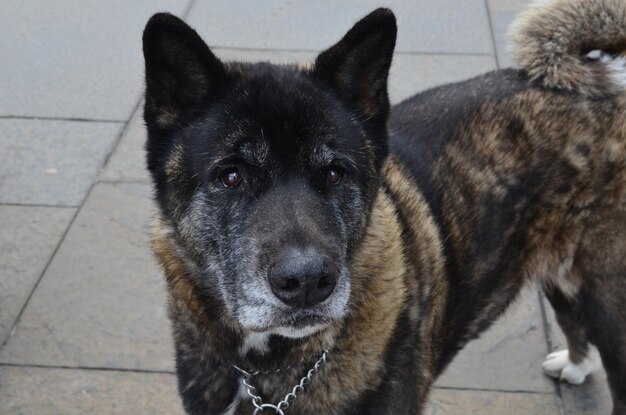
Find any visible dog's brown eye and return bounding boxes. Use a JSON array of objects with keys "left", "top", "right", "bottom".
[
  {"left": 220, "top": 168, "right": 241, "bottom": 188},
  {"left": 327, "top": 168, "right": 342, "bottom": 185}
]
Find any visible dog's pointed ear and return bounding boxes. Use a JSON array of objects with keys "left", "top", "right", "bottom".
[
  {"left": 313, "top": 8, "right": 397, "bottom": 124},
  {"left": 143, "top": 13, "right": 227, "bottom": 128}
]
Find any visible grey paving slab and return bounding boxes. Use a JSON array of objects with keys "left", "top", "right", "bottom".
[
  {"left": 0, "top": 366, "right": 183, "bottom": 415},
  {"left": 219, "top": 50, "right": 496, "bottom": 104},
  {"left": 217, "top": 49, "right": 496, "bottom": 102},
  {"left": 99, "top": 107, "right": 150, "bottom": 183},
  {"left": 389, "top": 54, "right": 496, "bottom": 103},
  {"left": 561, "top": 376, "right": 613, "bottom": 415},
  {"left": 0, "top": 119, "right": 120, "bottom": 206},
  {"left": 0, "top": 182, "right": 174, "bottom": 372},
  {"left": 436, "top": 290, "right": 553, "bottom": 392},
  {"left": 427, "top": 388, "right": 560, "bottom": 415},
  {"left": 0, "top": 0, "right": 189, "bottom": 120},
  {"left": 487, "top": 0, "right": 532, "bottom": 68},
  {"left": 0, "top": 206, "right": 75, "bottom": 345},
  {"left": 543, "top": 298, "right": 612, "bottom": 415},
  {"left": 203, "top": 48, "right": 495, "bottom": 104},
  {"left": 188, "top": 0, "right": 494, "bottom": 54}
]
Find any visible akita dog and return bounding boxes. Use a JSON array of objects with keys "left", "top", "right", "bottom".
[{"left": 143, "top": 0, "right": 626, "bottom": 413}]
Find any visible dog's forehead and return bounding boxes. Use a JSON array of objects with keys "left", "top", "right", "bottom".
[
  {"left": 228, "top": 127, "right": 340, "bottom": 169},
  {"left": 230, "top": 65, "right": 337, "bottom": 125},
  {"left": 212, "top": 80, "right": 350, "bottom": 164}
]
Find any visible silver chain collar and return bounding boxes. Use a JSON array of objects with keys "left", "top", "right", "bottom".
[{"left": 234, "top": 350, "right": 329, "bottom": 415}]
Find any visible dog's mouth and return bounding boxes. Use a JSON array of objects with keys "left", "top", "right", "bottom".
[
  {"left": 263, "top": 309, "right": 333, "bottom": 332},
  {"left": 236, "top": 292, "right": 348, "bottom": 337},
  {"left": 243, "top": 307, "right": 335, "bottom": 335}
]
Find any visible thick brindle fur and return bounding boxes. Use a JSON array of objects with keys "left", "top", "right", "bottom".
[{"left": 144, "top": 1, "right": 626, "bottom": 413}]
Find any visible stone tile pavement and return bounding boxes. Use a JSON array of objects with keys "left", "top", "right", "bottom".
[{"left": 0, "top": 1, "right": 611, "bottom": 414}]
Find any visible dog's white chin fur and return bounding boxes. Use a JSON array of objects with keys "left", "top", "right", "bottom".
[
  {"left": 240, "top": 324, "right": 328, "bottom": 355},
  {"left": 271, "top": 324, "right": 327, "bottom": 338},
  {"left": 542, "top": 345, "right": 602, "bottom": 385}
]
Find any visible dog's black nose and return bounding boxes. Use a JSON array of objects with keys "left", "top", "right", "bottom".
[{"left": 268, "top": 248, "right": 337, "bottom": 308}]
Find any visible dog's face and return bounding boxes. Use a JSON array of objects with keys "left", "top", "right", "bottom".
[{"left": 143, "top": 10, "right": 396, "bottom": 336}]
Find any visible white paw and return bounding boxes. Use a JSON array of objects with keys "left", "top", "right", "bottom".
[{"left": 542, "top": 346, "right": 602, "bottom": 385}]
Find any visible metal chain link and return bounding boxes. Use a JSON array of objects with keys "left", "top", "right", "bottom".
[{"left": 234, "top": 350, "right": 329, "bottom": 415}]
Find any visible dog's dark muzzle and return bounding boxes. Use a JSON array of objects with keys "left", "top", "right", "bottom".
[{"left": 268, "top": 247, "right": 338, "bottom": 308}]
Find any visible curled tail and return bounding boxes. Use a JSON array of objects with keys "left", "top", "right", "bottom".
[{"left": 510, "top": 0, "right": 626, "bottom": 96}]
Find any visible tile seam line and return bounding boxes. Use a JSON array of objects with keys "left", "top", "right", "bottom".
[
  {"left": 0, "top": 96, "right": 142, "bottom": 351},
  {"left": 208, "top": 45, "right": 494, "bottom": 57},
  {"left": 182, "top": 0, "right": 197, "bottom": 19},
  {"left": 0, "top": 115, "right": 124, "bottom": 124},
  {"left": 99, "top": 96, "right": 144, "bottom": 172},
  {"left": 0, "top": 202, "right": 78, "bottom": 209},
  {"left": 0, "top": 362, "right": 174, "bottom": 375},
  {"left": 0, "top": 362, "right": 558, "bottom": 393},
  {"left": 483, "top": 0, "right": 501, "bottom": 69},
  {"left": 432, "top": 385, "right": 555, "bottom": 395}
]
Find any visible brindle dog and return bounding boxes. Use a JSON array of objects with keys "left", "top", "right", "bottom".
[{"left": 142, "top": 0, "right": 626, "bottom": 413}]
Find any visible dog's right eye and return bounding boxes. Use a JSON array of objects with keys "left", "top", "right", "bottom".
[
  {"left": 326, "top": 167, "right": 343, "bottom": 185},
  {"left": 220, "top": 168, "right": 242, "bottom": 188}
]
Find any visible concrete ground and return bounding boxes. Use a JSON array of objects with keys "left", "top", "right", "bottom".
[{"left": 0, "top": 0, "right": 612, "bottom": 414}]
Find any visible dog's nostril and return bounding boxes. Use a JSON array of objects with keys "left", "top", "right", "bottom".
[
  {"left": 284, "top": 278, "right": 300, "bottom": 291},
  {"left": 317, "top": 276, "right": 331, "bottom": 290}
]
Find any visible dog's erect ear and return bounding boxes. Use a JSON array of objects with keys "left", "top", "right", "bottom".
[
  {"left": 143, "top": 13, "right": 227, "bottom": 128},
  {"left": 313, "top": 9, "right": 397, "bottom": 124}
]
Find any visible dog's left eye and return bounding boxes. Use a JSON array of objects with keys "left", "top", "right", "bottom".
[
  {"left": 326, "top": 167, "right": 343, "bottom": 185},
  {"left": 220, "top": 168, "right": 242, "bottom": 188}
]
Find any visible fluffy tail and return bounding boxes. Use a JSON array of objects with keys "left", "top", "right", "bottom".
[{"left": 510, "top": 0, "right": 626, "bottom": 96}]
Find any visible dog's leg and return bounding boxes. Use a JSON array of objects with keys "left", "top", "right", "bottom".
[
  {"left": 548, "top": 213, "right": 626, "bottom": 415},
  {"left": 582, "top": 278, "right": 626, "bottom": 415},
  {"left": 542, "top": 286, "right": 602, "bottom": 385},
  {"left": 583, "top": 277, "right": 626, "bottom": 415}
]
